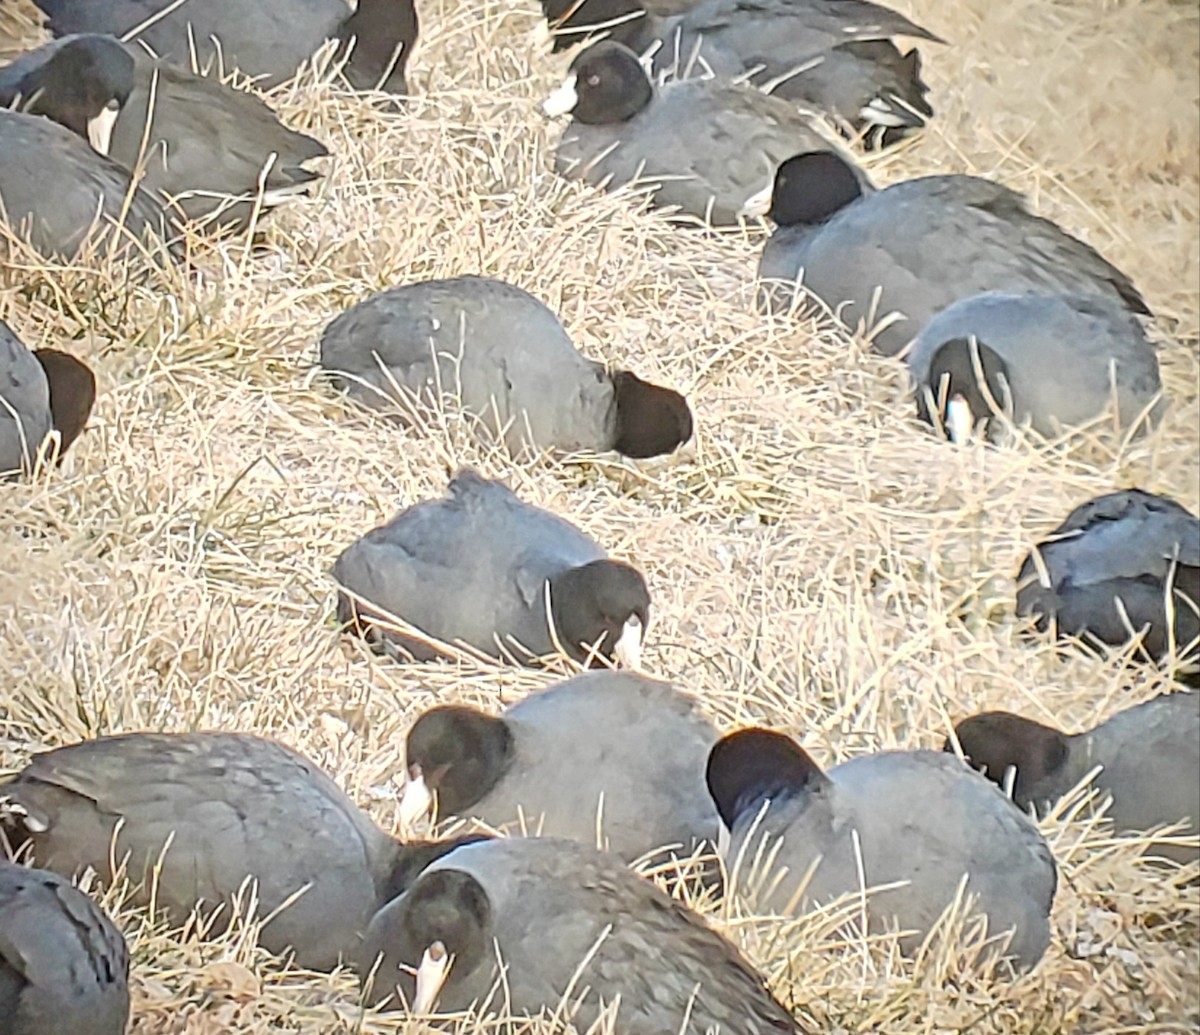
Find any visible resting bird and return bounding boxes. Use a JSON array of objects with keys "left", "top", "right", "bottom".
[
  {"left": 948, "top": 692, "right": 1200, "bottom": 865},
  {"left": 359, "top": 837, "right": 805, "bottom": 1032},
  {"left": 0, "top": 34, "right": 328, "bottom": 232},
  {"left": 907, "top": 292, "right": 1165, "bottom": 442},
  {"left": 0, "top": 860, "right": 130, "bottom": 1035},
  {"left": 396, "top": 671, "right": 719, "bottom": 865},
  {"left": 708, "top": 728, "right": 1057, "bottom": 970},
  {"left": 0, "top": 109, "right": 176, "bottom": 261},
  {"left": 319, "top": 275, "right": 692, "bottom": 458},
  {"left": 0, "top": 731, "right": 484, "bottom": 970},
  {"left": 30, "top": 0, "right": 418, "bottom": 92},
  {"left": 752, "top": 151, "right": 1150, "bottom": 356},
  {"left": 333, "top": 469, "right": 651, "bottom": 668},
  {"left": 543, "top": 40, "right": 853, "bottom": 225},
  {"left": 1015, "top": 489, "right": 1200, "bottom": 665},
  {"left": 1, "top": 320, "right": 96, "bottom": 475}
]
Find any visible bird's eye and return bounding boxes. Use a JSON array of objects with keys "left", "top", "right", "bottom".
[{"left": 587, "top": 74, "right": 600, "bottom": 86}]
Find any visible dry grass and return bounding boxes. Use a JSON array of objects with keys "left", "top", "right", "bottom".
[{"left": 1, "top": 0, "right": 1198, "bottom": 1031}]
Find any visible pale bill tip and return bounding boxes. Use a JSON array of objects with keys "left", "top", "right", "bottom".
[
  {"left": 613, "top": 615, "right": 643, "bottom": 670},
  {"left": 946, "top": 395, "right": 974, "bottom": 445},
  {"left": 87, "top": 102, "right": 120, "bottom": 156},
  {"left": 413, "top": 941, "right": 451, "bottom": 1014},
  {"left": 541, "top": 74, "right": 579, "bottom": 117},
  {"left": 739, "top": 181, "right": 773, "bottom": 219},
  {"left": 398, "top": 770, "right": 432, "bottom": 836}
]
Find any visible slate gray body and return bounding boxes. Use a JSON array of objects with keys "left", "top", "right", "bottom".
[
  {"left": 647, "top": 0, "right": 940, "bottom": 136},
  {"left": 554, "top": 77, "right": 844, "bottom": 225},
  {"left": 908, "top": 292, "right": 1165, "bottom": 436},
  {"left": 32, "top": 0, "right": 416, "bottom": 91},
  {"left": 1016, "top": 489, "right": 1200, "bottom": 662},
  {"left": 107, "top": 47, "right": 328, "bottom": 228},
  {"left": 362, "top": 837, "right": 801, "bottom": 1033},
  {"left": 430, "top": 672, "right": 719, "bottom": 860},
  {"left": 0, "top": 732, "right": 400, "bottom": 970},
  {"left": 758, "top": 174, "right": 1149, "bottom": 356},
  {"left": 0, "top": 321, "right": 52, "bottom": 476},
  {"left": 726, "top": 750, "right": 1056, "bottom": 969},
  {"left": 0, "top": 861, "right": 131, "bottom": 1035},
  {"left": 0, "top": 110, "right": 174, "bottom": 260},
  {"left": 332, "top": 470, "right": 609, "bottom": 662},
  {"left": 319, "top": 277, "right": 619, "bottom": 454}
]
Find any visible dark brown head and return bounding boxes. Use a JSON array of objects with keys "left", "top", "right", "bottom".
[
  {"left": 610, "top": 369, "right": 693, "bottom": 459},
  {"left": 767, "top": 151, "right": 864, "bottom": 228},
  {"left": 337, "top": 0, "right": 419, "bottom": 92},
  {"left": 542, "top": 41, "right": 652, "bottom": 124},
  {"left": 706, "top": 728, "right": 827, "bottom": 830},
  {"left": 360, "top": 867, "right": 492, "bottom": 1009},
  {"left": 548, "top": 559, "right": 650, "bottom": 667},
  {"left": 3, "top": 35, "right": 133, "bottom": 144},
  {"left": 403, "top": 706, "right": 515, "bottom": 820},
  {"left": 33, "top": 349, "right": 96, "bottom": 458},
  {"left": 944, "top": 711, "right": 1069, "bottom": 809}
]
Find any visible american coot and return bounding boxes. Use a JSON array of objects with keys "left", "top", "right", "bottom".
[
  {"left": 646, "top": 0, "right": 943, "bottom": 145},
  {"left": 32, "top": 0, "right": 418, "bottom": 92},
  {"left": 948, "top": 692, "right": 1200, "bottom": 865},
  {"left": 358, "top": 837, "right": 804, "bottom": 1032},
  {"left": 1015, "top": 489, "right": 1200, "bottom": 664},
  {"left": 0, "top": 731, "right": 485, "bottom": 971},
  {"left": 0, "top": 859, "right": 131, "bottom": 1035},
  {"left": 0, "top": 35, "right": 328, "bottom": 232},
  {"left": 543, "top": 40, "right": 852, "bottom": 226},
  {"left": 707, "top": 729, "right": 1056, "bottom": 969},
  {"left": 333, "top": 469, "right": 651, "bottom": 669},
  {"left": 0, "top": 109, "right": 177, "bottom": 261},
  {"left": 751, "top": 151, "right": 1150, "bottom": 356},
  {"left": 319, "top": 275, "right": 693, "bottom": 458},
  {"left": 539, "top": 0, "right": 691, "bottom": 52},
  {"left": 1, "top": 321, "right": 96, "bottom": 475},
  {"left": 397, "top": 671, "right": 719, "bottom": 863},
  {"left": 907, "top": 292, "right": 1165, "bottom": 442}
]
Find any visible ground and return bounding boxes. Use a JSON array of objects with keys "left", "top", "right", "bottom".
[{"left": 0, "top": 0, "right": 1197, "bottom": 1031}]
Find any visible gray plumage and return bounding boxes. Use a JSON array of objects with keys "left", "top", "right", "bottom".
[
  {"left": 548, "top": 42, "right": 848, "bottom": 225},
  {"left": 647, "top": 0, "right": 941, "bottom": 138},
  {"left": 0, "top": 731, "right": 475, "bottom": 970},
  {"left": 710, "top": 732, "right": 1056, "bottom": 970},
  {"left": 332, "top": 469, "right": 649, "bottom": 666},
  {"left": 0, "top": 35, "right": 328, "bottom": 232},
  {"left": 1016, "top": 489, "right": 1200, "bottom": 662},
  {"left": 950, "top": 693, "right": 1200, "bottom": 865},
  {"left": 0, "top": 320, "right": 52, "bottom": 476},
  {"left": 405, "top": 671, "right": 719, "bottom": 862},
  {"left": 758, "top": 158, "right": 1149, "bottom": 356},
  {"left": 360, "top": 837, "right": 803, "bottom": 1033},
  {"left": 0, "top": 110, "right": 175, "bottom": 261},
  {"left": 907, "top": 292, "right": 1165, "bottom": 437},
  {"left": 32, "top": 0, "right": 417, "bottom": 92},
  {"left": 0, "top": 860, "right": 130, "bottom": 1035},
  {"left": 320, "top": 277, "right": 659, "bottom": 455}
]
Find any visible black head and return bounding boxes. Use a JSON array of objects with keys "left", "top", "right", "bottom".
[
  {"left": 6, "top": 36, "right": 133, "bottom": 142},
  {"left": 768, "top": 152, "right": 864, "bottom": 227},
  {"left": 337, "top": 0, "right": 419, "bottom": 92},
  {"left": 706, "top": 728, "right": 826, "bottom": 828},
  {"left": 610, "top": 369, "right": 693, "bottom": 458},
  {"left": 561, "top": 41, "right": 652, "bottom": 124},
  {"left": 944, "top": 712, "right": 1069, "bottom": 809},
  {"left": 405, "top": 706, "right": 515, "bottom": 816},
  {"left": 917, "top": 337, "right": 1010, "bottom": 434},
  {"left": 548, "top": 559, "right": 650, "bottom": 666},
  {"left": 361, "top": 868, "right": 492, "bottom": 1009},
  {"left": 381, "top": 833, "right": 493, "bottom": 904},
  {"left": 33, "top": 349, "right": 96, "bottom": 458}
]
